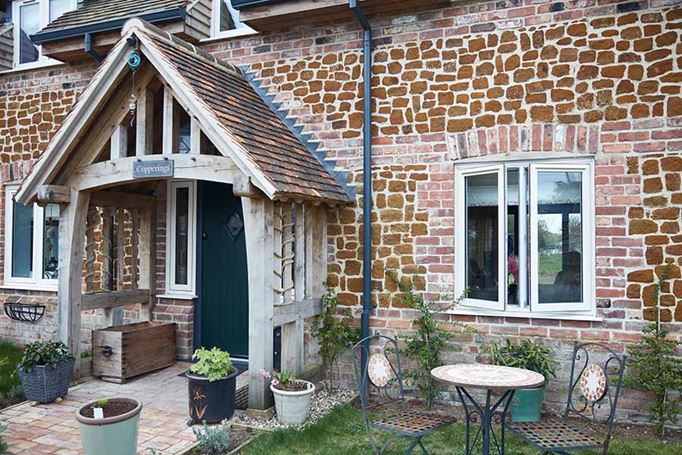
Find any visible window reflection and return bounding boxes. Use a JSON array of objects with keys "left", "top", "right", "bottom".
[
  {"left": 537, "top": 171, "right": 583, "bottom": 303},
  {"left": 175, "top": 187, "right": 189, "bottom": 285},
  {"left": 19, "top": 3, "right": 40, "bottom": 64},
  {"left": 466, "top": 173, "right": 498, "bottom": 301},
  {"left": 12, "top": 201, "right": 33, "bottom": 278},
  {"left": 43, "top": 204, "right": 59, "bottom": 279}
]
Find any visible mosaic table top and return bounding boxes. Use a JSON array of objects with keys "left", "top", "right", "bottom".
[{"left": 431, "top": 363, "right": 545, "bottom": 391}]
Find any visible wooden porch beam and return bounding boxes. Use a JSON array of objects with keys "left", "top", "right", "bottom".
[
  {"left": 136, "top": 88, "right": 154, "bottom": 157},
  {"left": 190, "top": 117, "right": 201, "bottom": 155},
  {"left": 243, "top": 197, "right": 275, "bottom": 410},
  {"left": 110, "top": 124, "right": 127, "bottom": 160},
  {"left": 36, "top": 185, "right": 70, "bottom": 205},
  {"left": 162, "top": 86, "right": 174, "bottom": 156},
  {"left": 58, "top": 190, "right": 90, "bottom": 378},
  {"left": 273, "top": 298, "right": 323, "bottom": 327},
  {"left": 82, "top": 289, "right": 150, "bottom": 311}
]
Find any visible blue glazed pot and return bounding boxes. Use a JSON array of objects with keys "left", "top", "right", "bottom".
[{"left": 510, "top": 386, "right": 545, "bottom": 423}]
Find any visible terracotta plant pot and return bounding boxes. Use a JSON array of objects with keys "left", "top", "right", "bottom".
[
  {"left": 186, "top": 368, "right": 240, "bottom": 424},
  {"left": 75, "top": 397, "right": 142, "bottom": 455},
  {"left": 270, "top": 380, "right": 315, "bottom": 425}
]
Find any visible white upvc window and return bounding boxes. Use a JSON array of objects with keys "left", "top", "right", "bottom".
[
  {"left": 210, "top": 0, "right": 256, "bottom": 40},
  {"left": 12, "top": 0, "right": 76, "bottom": 70},
  {"left": 165, "top": 180, "right": 197, "bottom": 297},
  {"left": 454, "top": 158, "right": 595, "bottom": 316},
  {"left": 3, "top": 185, "right": 60, "bottom": 291}
]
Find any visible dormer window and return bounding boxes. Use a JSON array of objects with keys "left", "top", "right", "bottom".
[
  {"left": 12, "top": 0, "right": 75, "bottom": 68},
  {"left": 211, "top": 0, "right": 256, "bottom": 39}
]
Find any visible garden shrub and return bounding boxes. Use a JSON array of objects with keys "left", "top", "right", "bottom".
[{"left": 192, "top": 421, "right": 230, "bottom": 455}]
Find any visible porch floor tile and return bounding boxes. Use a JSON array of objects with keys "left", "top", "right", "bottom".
[{"left": 0, "top": 363, "right": 249, "bottom": 454}]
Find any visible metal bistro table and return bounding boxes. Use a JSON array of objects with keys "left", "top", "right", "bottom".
[{"left": 432, "top": 363, "right": 544, "bottom": 455}]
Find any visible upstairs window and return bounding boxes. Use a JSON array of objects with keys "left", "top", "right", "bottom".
[
  {"left": 454, "top": 159, "right": 595, "bottom": 316},
  {"left": 3, "top": 185, "right": 60, "bottom": 290},
  {"left": 12, "top": 0, "right": 75, "bottom": 68},
  {"left": 211, "top": 0, "right": 256, "bottom": 39}
]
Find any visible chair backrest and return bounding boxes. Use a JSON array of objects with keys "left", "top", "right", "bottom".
[
  {"left": 563, "top": 341, "right": 626, "bottom": 436},
  {"left": 349, "top": 334, "right": 406, "bottom": 415}
]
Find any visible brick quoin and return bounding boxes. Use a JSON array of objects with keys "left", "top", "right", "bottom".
[{"left": 0, "top": 0, "right": 681, "bottom": 424}]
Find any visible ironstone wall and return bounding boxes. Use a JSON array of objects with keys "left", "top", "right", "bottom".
[{"left": 0, "top": 0, "right": 680, "bottom": 424}]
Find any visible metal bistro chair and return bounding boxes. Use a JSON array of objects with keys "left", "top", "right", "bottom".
[
  {"left": 510, "top": 342, "right": 626, "bottom": 455},
  {"left": 350, "top": 335, "right": 456, "bottom": 455}
]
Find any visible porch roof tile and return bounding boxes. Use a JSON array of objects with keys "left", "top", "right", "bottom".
[{"left": 136, "top": 22, "right": 352, "bottom": 203}]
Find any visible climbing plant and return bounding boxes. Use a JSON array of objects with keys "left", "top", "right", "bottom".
[
  {"left": 625, "top": 266, "right": 682, "bottom": 437},
  {"left": 311, "top": 282, "right": 361, "bottom": 389},
  {"left": 387, "top": 271, "right": 471, "bottom": 407}
]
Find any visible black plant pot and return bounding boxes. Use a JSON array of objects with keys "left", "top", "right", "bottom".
[
  {"left": 17, "top": 358, "right": 75, "bottom": 403},
  {"left": 186, "top": 368, "right": 239, "bottom": 424}
]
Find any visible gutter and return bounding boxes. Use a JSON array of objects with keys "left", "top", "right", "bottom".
[
  {"left": 349, "top": 0, "right": 373, "bottom": 367},
  {"left": 31, "top": 7, "right": 186, "bottom": 45},
  {"left": 84, "top": 33, "right": 103, "bottom": 63}
]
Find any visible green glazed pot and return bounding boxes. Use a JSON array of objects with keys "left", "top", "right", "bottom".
[
  {"left": 510, "top": 386, "right": 544, "bottom": 423},
  {"left": 75, "top": 398, "right": 142, "bottom": 455}
]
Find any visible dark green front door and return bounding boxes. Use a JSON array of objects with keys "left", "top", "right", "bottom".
[{"left": 199, "top": 182, "right": 248, "bottom": 358}]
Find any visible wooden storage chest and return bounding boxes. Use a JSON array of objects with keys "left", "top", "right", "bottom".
[{"left": 92, "top": 321, "right": 177, "bottom": 383}]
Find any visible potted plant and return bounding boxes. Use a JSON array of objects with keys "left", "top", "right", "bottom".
[
  {"left": 487, "top": 339, "right": 556, "bottom": 422},
  {"left": 75, "top": 398, "right": 142, "bottom": 455},
  {"left": 261, "top": 369, "right": 315, "bottom": 425},
  {"left": 17, "top": 340, "right": 75, "bottom": 403},
  {"left": 186, "top": 347, "right": 240, "bottom": 424}
]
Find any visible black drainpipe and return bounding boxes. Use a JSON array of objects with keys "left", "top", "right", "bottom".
[
  {"left": 349, "top": 0, "right": 372, "bottom": 366},
  {"left": 84, "top": 32, "right": 103, "bottom": 63}
]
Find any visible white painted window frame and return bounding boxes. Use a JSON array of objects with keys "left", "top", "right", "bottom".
[
  {"left": 209, "top": 0, "right": 257, "bottom": 40},
  {"left": 12, "top": 0, "right": 77, "bottom": 70},
  {"left": 3, "top": 185, "right": 58, "bottom": 291},
  {"left": 454, "top": 158, "right": 595, "bottom": 317},
  {"left": 165, "top": 180, "right": 197, "bottom": 297}
]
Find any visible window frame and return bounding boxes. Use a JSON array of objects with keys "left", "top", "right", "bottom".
[
  {"left": 3, "top": 185, "right": 58, "bottom": 291},
  {"left": 165, "top": 180, "right": 197, "bottom": 297},
  {"left": 209, "top": 0, "right": 257, "bottom": 40},
  {"left": 454, "top": 158, "right": 595, "bottom": 316},
  {"left": 11, "top": 0, "right": 77, "bottom": 70}
]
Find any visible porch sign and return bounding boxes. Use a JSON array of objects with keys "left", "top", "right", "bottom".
[{"left": 133, "top": 159, "right": 175, "bottom": 179}]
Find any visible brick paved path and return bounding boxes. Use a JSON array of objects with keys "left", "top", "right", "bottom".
[{"left": 0, "top": 363, "right": 247, "bottom": 454}]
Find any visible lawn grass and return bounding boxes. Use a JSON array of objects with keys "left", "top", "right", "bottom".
[
  {"left": 0, "top": 340, "right": 23, "bottom": 408},
  {"left": 244, "top": 404, "right": 681, "bottom": 455}
]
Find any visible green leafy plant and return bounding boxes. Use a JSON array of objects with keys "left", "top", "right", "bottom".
[
  {"left": 17, "top": 341, "right": 74, "bottom": 373},
  {"left": 260, "top": 369, "right": 309, "bottom": 392},
  {"left": 95, "top": 399, "right": 108, "bottom": 408},
  {"left": 0, "top": 424, "right": 9, "bottom": 455},
  {"left": 191, "top": 421, "right": 230, "bottom": 455},
  {"left": 311, "top": 282, "right": 361, "bottom": 389},
  {"left": 189, "top": 347, "right": 234, "bottom": 382},
  {"left": 487, "top": 339, "right": 556, "bottom": 383},
  {"left": 625, "top": 267, "right": 682, "bottom": 437},
  {"left": 388, "top": 271, "right": 471, "bottom": 407}
]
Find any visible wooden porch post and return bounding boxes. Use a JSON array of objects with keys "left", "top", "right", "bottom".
[
  {"left": 242, "top": 195, "right": 275, "bottom": 410},
  {"left": 58, "top": 190, "right": 90, "bottom": 378}
]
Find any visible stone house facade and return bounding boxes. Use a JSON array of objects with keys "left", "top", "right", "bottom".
[{"left": 1, "top": 0, "right": 681, "bottom": 422}]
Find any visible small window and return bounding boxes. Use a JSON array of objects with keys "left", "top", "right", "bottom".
[
  {"left": 3, "top": 185, "right": 59, "bottom": 290},
  {"left": 455, "top": 159, "right": 595, "bottom": 315},
  {"left": 166, "top": 181, "right": 196, "bottom": 296},
  {"left": 211, "top": 0, "right": 256, "bottom": 39},
  {"left": 12, "top": 0, "right": 76, "bottom": 69}
]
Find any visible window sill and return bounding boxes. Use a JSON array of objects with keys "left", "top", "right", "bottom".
[
  {"left": 448, "top": 307, "right": 602, "bottom": 322},
  {"left": 157, "top": 293, "right": 197, "bottom": 301},
  {"left": 0, "top": 60, "right": 65, "bottom": 75},
  {"left": 202, "top": 27, "right": 258, "bottom": 43},
  {"left": 0, "top": 283, "right": 58, "bottom": 293}
]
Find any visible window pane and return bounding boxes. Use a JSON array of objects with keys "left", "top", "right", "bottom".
[
  {"left": 506, "top": 169, "right": 520, "bottom": 307},
  {"left": 12, "top": 201, "right": 33, "bottom": 278},
  {"left": 19, "top": 3, "right": 40, "bottom": 64},
  {"left": 43, "top": 204, "right": 59, "bottom": 279},
  {"left": 175, "top": 187, "right": 189, "bottom": 285},
  {"left": 537, "top": 171, "right": 583, "bottom": 304},
  {"left": 49, "top": 0, "right": 71, "bottom": 21},
  {"left": 219, "top": 0, "right": 237, "bottom": 31},
  {"left": 466, "top": 173, "right": 498, "bottom": 301}
]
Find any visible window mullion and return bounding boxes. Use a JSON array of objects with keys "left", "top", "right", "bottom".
[{"left": 518, "top": 166, "right": 528, "bottom": 309}]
